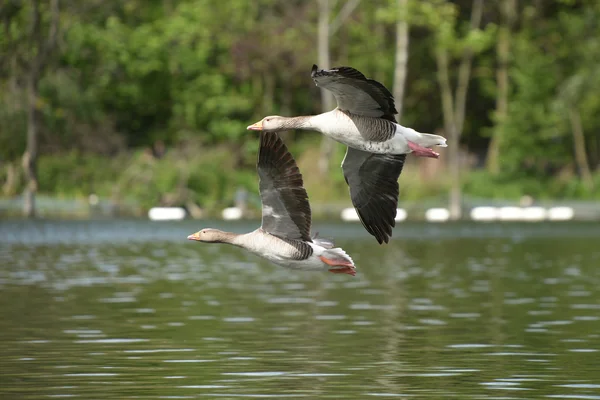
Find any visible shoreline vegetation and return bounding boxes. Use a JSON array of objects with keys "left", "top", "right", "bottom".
[{"left": 2, "top": 137, "right": 599, "bottom": 219}]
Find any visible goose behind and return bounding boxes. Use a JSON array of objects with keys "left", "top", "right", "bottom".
[
  {"left": 188, "top": 132, "right": 356, "bottom": 276},
  {"left": 246, "top": 64, "right": 447, "bottom": 244},
  {"left": 247, "top": 64, "right": 447, "bottom": 158}
]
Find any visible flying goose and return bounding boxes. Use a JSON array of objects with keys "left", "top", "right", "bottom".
[
  {"left": 247, "top": 64, "right": 447, "bottom": 244},
  {"left": 188, "top": 131, "right": 356, "bottom": 276}
]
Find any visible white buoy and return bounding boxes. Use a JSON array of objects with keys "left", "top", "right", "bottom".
[
  {"left": 88, "top": 194, "right": 99, "bottom": 206},
  {"left": 341, "top": 208, "right": 360, "bottom": 222},
  {"left": 521, "top": 206, "right": 547, "bottom": 221},
  {"left": 498, "top": 206, "right": 524, "bottom": 221},
  {"left": 395, "top": 208, "right": 407, "bottom": 222},
  {"left": 548, "top": 206, "right": 574, "bottom": 221},
  {"left": 470, "top": 206, "right": 499, "bottom": 221},
  {"left": 425, "top": 208, "right": 450, "bottom": 222},
  {"left": 148, "top": 207, "right": 186, "bottom": 221},
  {"left": 222, "top": 207, "right": 243, "bottom": 221}
]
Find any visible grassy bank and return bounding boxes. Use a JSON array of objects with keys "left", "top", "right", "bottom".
[{"left": 2, "top": 137, "right": 600, "bottom": 218}]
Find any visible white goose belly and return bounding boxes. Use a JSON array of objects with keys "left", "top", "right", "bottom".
[
  {"left": 312, "top": 112, "right": 411, "bottom": 155},
  {"left": 280, "top": 253, "right": 329, "bottom": 271},
  {"left": 242, "top": 231, "right": 329, "bottom": 271}
]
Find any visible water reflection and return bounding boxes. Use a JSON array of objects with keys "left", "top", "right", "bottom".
[{"left": 1, "top": 220, "right": 600, "bottom": 399}]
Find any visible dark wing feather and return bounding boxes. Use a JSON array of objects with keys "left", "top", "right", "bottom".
[
  {"left": 341, "top": 147, "right": 406, "bottom": 244},
  {"left": 311, "top": 64, "right": 397, "bottom": 121},
  {"left": 258, "top": 132, "right": 312, "bottom": 242}
]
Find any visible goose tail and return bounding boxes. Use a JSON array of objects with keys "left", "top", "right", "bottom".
[
  {"left": 420, "top": 133, "right": 447, "bottom": 148},
  {"left": 322, "top": 247, "right": 356, "bottom": 268}
]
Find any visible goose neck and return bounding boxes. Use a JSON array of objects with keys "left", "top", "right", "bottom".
[{"left": 281, "top": 115, "right": 315, "bottom": 130}]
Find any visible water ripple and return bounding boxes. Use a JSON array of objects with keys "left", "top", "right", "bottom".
[{"left": 2, "top": 220, "right": 600, "bottom": 399}]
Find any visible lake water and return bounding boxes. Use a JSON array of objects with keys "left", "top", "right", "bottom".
[{"left": 1, "top": 219, "right": 600, "bottom": 399}]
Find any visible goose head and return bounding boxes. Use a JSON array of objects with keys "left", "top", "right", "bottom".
[
  {"left": 247, "top": 116, "right": 289, "bottom": 132},
  {"left": 187, "top": 228, "right": 229, "bottom": 243}
]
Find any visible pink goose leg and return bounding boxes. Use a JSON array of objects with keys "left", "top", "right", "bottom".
[{"left": 408, "top": 141, "right": 440, "bottom": 158}]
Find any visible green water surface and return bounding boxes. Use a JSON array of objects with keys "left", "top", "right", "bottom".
[{"left": 1, "top": 220, "right": 599, "bottom": 399}]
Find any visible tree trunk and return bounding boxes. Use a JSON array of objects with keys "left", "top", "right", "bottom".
[
  {"left": 435, "top": 0, "right": 484, "bottom": 220},
  {"left": 2, "top": 163, "right": 18, "bottom": 196},
  {"left": 317, "top": 0, "right": 361, "bottom": 175},
  {"left": 23, "top": 70, "right": 39, "bottom": 218},
  {"left": 487, "top": 0, "right": 516, "bottom": 174},
  {"left": 279, "top": 75, "right": 295, "bottom": 144},
  {"left": 329, "top": 0, "right": 361, "bottom": 36},
  {"left": 21, "top": 0, "right": 60, "bottom": 218},
  {"left": 393, "top": 0, "right": 409, "bottom": 121},
  {"left": 317, "top": 0, "right": 336, "bottom": 175},
  {"left": 435, "top": 48, "right": 461, "bottom": 219},
  {"left": 569, "top": 107, "right": 593, "bottom": 189},
  {"left": 454, "top": 0, "right": 483, "bottom": 134}
]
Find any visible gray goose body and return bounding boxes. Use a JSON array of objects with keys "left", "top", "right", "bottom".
[
  {"left": 248, "top": 65, "right": 446, "bottom": 244},
  {"left": 188, "top": 132, "right": 356, "bottom": 276}
]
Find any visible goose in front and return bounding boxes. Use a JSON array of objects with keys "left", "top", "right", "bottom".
[
  {"left": 187, "top": 131, "right": 356, "bottom": 276},
  {"left": 247, "top": 64, "right": 447, "bottom": 244}
]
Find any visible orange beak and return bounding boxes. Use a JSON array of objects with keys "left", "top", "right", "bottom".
[
  {"left": 246, "top": 120, "right": 263, "bottom": 131},
  {"left": 187, "top": 232, "right": 200, "bottom": 241}
]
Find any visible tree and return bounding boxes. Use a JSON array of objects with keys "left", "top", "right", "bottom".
[
  {"left": 3, "top": 0, "right": 61, "bottom": 217},
  {"left": 317, "top": 0, "right": 361, "bottom": 175},
  {"left": 432, "top": 0, "right": 486, "bottom": 219},
  {"left": 486, "top": 0, "right": 517, "bottom": 174},
  {"left": 2, "top": 0, "right": 600, "bottom": 212},
  {"left": 494, "top": 1, "right": 600, "bottom": 189},
  {"left": 392, "top": 0, "right": 409, "bottom": 121}
]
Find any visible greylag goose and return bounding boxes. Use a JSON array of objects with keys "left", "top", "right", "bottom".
[
  {"left": 247, "top": 64, "right": 447, "bottom": 244},
  {"left": 187, "top": 131, "right": 356, "bottom": 276}
]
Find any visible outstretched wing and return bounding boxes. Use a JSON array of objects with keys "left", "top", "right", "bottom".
[
  {"left": 341, "top": 147, "right": 406, "bottom": 244},
  {"left": 311, "top": 64, "right": 397, "bottom": 121},
  {"left": 257, "top": 132, "right": 312, "bottom": 242}
]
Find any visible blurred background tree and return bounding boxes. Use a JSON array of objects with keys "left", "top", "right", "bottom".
[{"left": 1, "top": 0, "right": 599, "bottom": 217}]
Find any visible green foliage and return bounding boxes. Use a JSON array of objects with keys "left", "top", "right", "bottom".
[
  {"left": 37, "top": 152, "right": 123, "bottom": 197},
  {"left": 0, "top": 100, "right": 27, "bottom": 161},
  {"left": 464, "top": 170, "right": 600, "bottom": 200},
  {"left": 1, "top": 0, "right": 600, "bottom": 211},
  {"left": 111, "top": 144, "right": 261, "bottom": 211},
  {"left": 494, "top": 1, "right": 600, "bottom": 179},
  {"left": 15, "top": 145, "right": 260, "bottom": 212}
]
